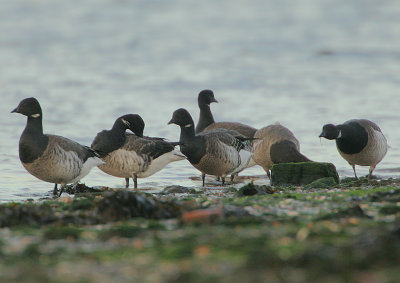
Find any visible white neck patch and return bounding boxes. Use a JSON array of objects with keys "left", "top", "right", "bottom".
[
  {"left": 30, "top": 113, "right": 41, "bottom": 118},
  {"left": 121, "top": 118, "right": 131, "bottom": 127},
  {"left": 184, "top": 124, "right": 193, "bottom": 128},
  {"left": 337, "top": 130, "right": 342, "bottom": 139}
]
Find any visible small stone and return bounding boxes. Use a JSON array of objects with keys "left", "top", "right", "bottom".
[
  {"left": 181, "top": 208, "right": 223, "bottom": 224},
  {"left": 271, "top": 162, "right": 339, "bottom": 186}
]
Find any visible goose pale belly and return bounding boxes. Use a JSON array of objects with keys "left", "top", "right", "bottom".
[
  {"left": 22, "top": 143, "right": 85, "bottom": 184},
  {"left": 338, "top": 129, "right": 388, "bottom": 166},
  {"left": 98, "top": 149, "right": 149, "bottom": 178}
]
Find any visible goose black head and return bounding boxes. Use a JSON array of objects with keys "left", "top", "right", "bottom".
[
  {"left": 198, "top": 89, "right": 218, "bottom": 107},
  {"left": 117, "top": 114, "right": 145, "bottom": 137},
  {"left": 11, "top": 97, "right": 42, "bottom": 118},
  {"left": 319, "top": 124, "right": 341, "bottom": 140},
  {"left": 168, "top": 108, "right": 194, "bottom": 128}
]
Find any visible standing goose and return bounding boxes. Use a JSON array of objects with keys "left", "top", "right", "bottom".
[
  {"left": 91, "top": 114, "right": 185, "bottom": 189},
  {"left": 169, "top": 108, "right": 253, "bottom": 186},
  {"left": 195, "top": 89, "right": 257, "bottom": 138},
  {"left": 319, "top": 119, "right": 388, "bottom": 179},
  {"left": 11, "top": 97, "right": 104, "bottom": 196},
  {"left": 252, "top": 123, "right": 311, "bottom": 178}
]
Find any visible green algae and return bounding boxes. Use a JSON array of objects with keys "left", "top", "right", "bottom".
[{"left": 0, "top": 181, "right": 400, "bottom": 283}]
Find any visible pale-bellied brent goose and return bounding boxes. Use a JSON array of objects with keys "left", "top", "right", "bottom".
[
  {"left": 169, "top": 108, "right": 253, "bottom": 186},
  {"left": 319, "top": 119, "right": 388, "bottom": 179},
  {"left": 252, "top": 122, "right": 311, "bottom": 178},
  {"left": 91, "top": 114, "right": 185, "bottom": 188},
  {"left": 195, "top": 89, "right": 257, "bottom": 138},
  {"left": 12, "top": 97, "right": 104, "bottom": 196}
]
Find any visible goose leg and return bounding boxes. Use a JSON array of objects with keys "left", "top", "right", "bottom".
[
  {"left": 221, "top": 177, "right": 225, "bottom": 185},
  {"left": 133, "top": 174, "right": 138, "bottom": 189},
  {"left": 202, "top": 173, "right": 206, "bottom": 186},
  {"left": 368, "top": 165, "right": 376, "bottom": 179},
  {"left": 352, "top": 165, "right": 358, "bottom": 179},
  {"left": 58, "top": 184, "right": 66, "bottom": 197},
  {"left": 216, "top": 176, "right": 220, "bottom": 181},
  {"left": 53, "top": 184, "right": 58, "bottom": 196},
  {"left": 230, "top": 174, "right": 235, "bottom": 182},
  {"left": 125, "top": 178, "right": 129, "bottom": 189}
]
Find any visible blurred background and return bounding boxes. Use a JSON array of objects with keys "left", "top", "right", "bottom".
[{"left": 1, "top": 0, "right": 399, "bottom": 201}]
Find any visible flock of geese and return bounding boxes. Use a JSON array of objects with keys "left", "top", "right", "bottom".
[{"left": 12, "top": 90, "right": 388, "bottom": 196}]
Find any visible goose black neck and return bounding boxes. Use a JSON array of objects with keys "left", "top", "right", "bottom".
[
  {"left": 336, "top": 123, "right": 368, "bottom": 154},
  {"left": 111, "top": 120, "right": 128, "bottom": 136},
  {"left": 196, "top": 105, "right": 215, "bottom": 133},
  {"left": 180, "top": 124, "right": 196, "bottom": 142},
  {"left": 20, "top": 116, "right": 48, "bottom": 163},
  {"left": 24, "top": 116, "right": 44, "bottom": 137}
]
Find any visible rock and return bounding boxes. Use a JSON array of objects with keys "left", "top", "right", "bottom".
[
  {"left": 237, "top": 183, "right": 265, "bottom": 196},
  {"left": 236, "top": 183, "right": 278, "bottom": 196},
  {"left": 270, "top": 162, "right": 339, "bottom": 186},
  {"left": 95, "top": 191, "right": 181, "bottom": 221},
  {"left": 304, "top": 177, "right": 338, "bottom": 189},
  {"left": 161, "top": 185, "right": 195, "bottom": 194}
]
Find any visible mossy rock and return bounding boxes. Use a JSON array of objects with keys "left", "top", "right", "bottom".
[
  {"left": 271, "top": 162, "right": 339, "bottom": 186},
  {"left": 304, "top": 177, "right": 338, "bottom": 189}
]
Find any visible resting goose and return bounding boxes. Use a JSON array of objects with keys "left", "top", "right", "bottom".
[
  {"left": 319, "top": 119, "right": 388, "bottom": 179},
  {"left": 91, "top": 114, "right": 185, "bottom": 188},
  {"left": 169, "top": 108, "right": 253, "bottom": 186},
  {"left": 11, "top": 97, "right": 104, "bottom": 196},
  {"left": 195, "top": 89, "right": 257, "bottom": 138},
  {"left": 252, "top": 123, "right": 311, "bottom": 178}
]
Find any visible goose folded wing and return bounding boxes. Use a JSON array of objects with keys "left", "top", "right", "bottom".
[
  {"left": 49, "top": 135, "right": 97, "bottom": 162},
  {"left": 201, "top": 132, "right": 245, "bottom": 164},
  {"left": 124, "top": 136, "right": 175, "bottom": 160}
]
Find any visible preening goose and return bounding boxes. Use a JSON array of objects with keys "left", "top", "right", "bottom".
[
  {"left": 91, "top": 114, "right": 185, "bottom": 188},
  {"left": 12, "top": 97, "right": 104, "bottom": 196},
  {"left": 319, "top": 119, "right": 388, "bottom": 179},
  {"left": 252, "top": 123, "right": 311, "bottom": 178},
  {"left": 169, "top": 108, "right": 253, "bottom": 186}
]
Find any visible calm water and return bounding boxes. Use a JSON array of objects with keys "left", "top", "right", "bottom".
[{"left": 1, "top": 0, "right": 400, "bottom": 202}]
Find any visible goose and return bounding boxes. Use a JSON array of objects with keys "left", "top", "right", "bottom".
[
  {"left": 91, "top": 114, "right": 185, "bottom": 188},
  {"left": 11, "top": 97, "right": 104, "bottom": 196},
  {"left": 319, "top": 119, "right": 388, "bottom": 179},
  {"left": 195, "top": 89, "right": 257, "bottom": 138},
  {"left": 168, "top": 108, "right": 253, "bottom": 186},
  {"left": 252, "top": 123, "right": 311, "bottom": 178}
]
